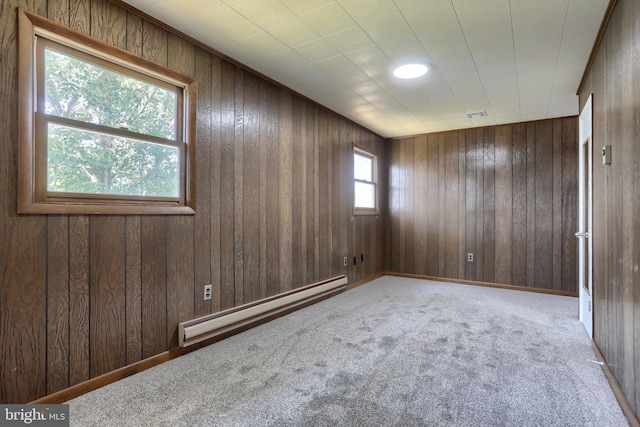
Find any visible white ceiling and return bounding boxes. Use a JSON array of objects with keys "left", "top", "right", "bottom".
[{"left": 123, "top": 0, "right": 609, "bottom": 138}]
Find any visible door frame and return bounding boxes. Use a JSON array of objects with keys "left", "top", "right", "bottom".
[{"left": 577, "top": 95, "right": 593, "bottom": 339}]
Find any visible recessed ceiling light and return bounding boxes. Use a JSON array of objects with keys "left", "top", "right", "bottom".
[{"left": 393, "top": 63, "right": 429, "bottom": 79}]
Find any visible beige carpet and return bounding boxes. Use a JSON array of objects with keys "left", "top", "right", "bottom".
[{"left": 67, "top": 276, "right": 629, "bottom": 426}]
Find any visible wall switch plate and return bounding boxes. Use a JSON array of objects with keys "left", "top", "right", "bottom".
[
  {"left": 467, "top": 253, "right": 474, "bottom": 262},
  {"left": 204, "top": 284, "right": 212, "bottom": 300},
  {"left": 602, "top": 145, "right": 612, "bottom": 165}
]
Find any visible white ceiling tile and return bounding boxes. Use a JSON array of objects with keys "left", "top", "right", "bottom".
[
  {"left": 198, "top": 0, "right": 233, "bottom": 20},
  {"left": 240, "top": 32, "right": 289, "bottom": 56},
  {"left": 204, "top": 9, "right": 263, "bottom": 40},
  {"left": 300, "top": 3, "right": 356, "bottom": 37},
  {"left": 324, "top": 26, "right": 374, "bottom": 54},
  {"left": 339, "top": 0, "right": 426, "bottom": 63},
  {"left": 268, "top": 17, "right": 320, "bottom": 47},
  {"left": 124, "top": 0, "right": 610, "bottom": 137},
  {"left": 270, "top": 49, "right": 310, "bottom": 73},
  {"left": 127, "top": 0, "right": 159, "bottom": 11},
  {"left": 221, "top": 0, "right": 247, "bottom": 7},
  {"left": 279, "top": 0, "right": 336, "bottom": 15},
  {"left": 296, "top": 38, "right": 341, "bottom": 63},
  {"left": 233, "top": 0, "right": 296, "bottom": 29}
]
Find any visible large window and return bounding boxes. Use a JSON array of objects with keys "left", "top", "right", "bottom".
[
  {"left": 18, "top": 10, "right": 196, "bottom": 214},
  {"left": 353, "top": 146, "right": 378, "bottom": 215}
]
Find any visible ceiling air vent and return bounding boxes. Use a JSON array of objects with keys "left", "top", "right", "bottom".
[{"left": 466, "top": 111, "right": 487, "bottom": 119}]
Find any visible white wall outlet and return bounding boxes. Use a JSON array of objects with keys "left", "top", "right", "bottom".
[
  {"left": 467, "top": 253, "right": 474, "bottom": 262},
  {"left": 204, "top": 284, "right": 212, "bottom": 300},
  {"left": 343, "top": 256, "right": 348, "bottom": 266}
]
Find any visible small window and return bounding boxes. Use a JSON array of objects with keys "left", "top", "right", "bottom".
[
  {"left": 18, "top": 10, "right": 196, "bottom": 214},
  {"left": 353, "top": 146, "right": 378, "bottom": 215}
]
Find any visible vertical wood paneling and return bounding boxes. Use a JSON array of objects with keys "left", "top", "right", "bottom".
[
  {"left": 243, "top": 73, "right": 261, "bottom": 303},
  {"left": 2, "top": 0, "right": 387, "bottom": 403},
  {"left": 265, "top": 84, "right": 280, "bottom": 296},
  {"left": 279, "top": 92, "right": 293, "bottom": 292},
  {"left": 444, "top": 132, "right": 458, "bottom": 278},
  {"left": 124, "top": 8, "right": 143, "bottom": 368},
  {"left": 494, "top": 125, "right": 512, "bottom": 285},
  {"left": 138, "top": 5, "right": 169, "bottom": 361},
  {"left": 89, "top": 217, "right": 126, "bottom": 377},
  {"left": 0, "top": 0, "right": 47, "bottom": 405},
  {"left": 124, "top": 217, "right": 142, "bottom": 364},
  {"left": 13, "top": 217, "right": 47, "bottom": 401},
  {"left": 551, "top": 121, "right": 563, "bottom": 291},
  {"left": 561, "top": 118, "right": 577, "bottom": 293},
  {"left": 68, "top": 0, "right": 90, "bottom": 34},
  {"left": 475, "top": 129, "right": 485, "bottom": 282},
  {"left": 620, "top": 0, "right": 635, "bottom": 398},
  {"left": 141, "top": 217, "right": 167, "bottom": 358},
  {"left": 437, "top": 135, "right": 446, "bottom": 277},
  {"left": 316, "top": 109, "right": 330, "bottom": 279},
  {"left": 482, "top": 127, "right": 495, "bottom": 283},
  {"left": 233, "top": 69, "right": 245, "bottom": 305},
  {"left": 464, "top": 130, "right": 477, "bottom": 281},
  {"left": 166, "top": 33, "right": 196, "bottom": 350},
  {"left": 330, "top": 117, "right": 341, "bottom": 277},
  {"left": 47, "top": 0, "right": 70, "bottom": 26},
  {"left": 632, "top": 2, "right": 640, "bottom": 414},
  {"left": 525, "top": 123, "right": 536, "bottom": 286},
  {"left": 88, "top": 0, "right": 128, "bottom": 380},
  {"left": 68, "top": 216, "right": 90, "bottom": 386},
  {"left": 291, "top": 97, "right": 304, "bottom": 287},
  {"left": 426, "top": 134, "right": 439, "bottom": 276},
  {"left": 404, "top": 138, "right": 415, "bottom": 274},
  {"left": 47, "top": 217, "right": 69, "bottom": 394},
  {"left": 389, "top": 140, "right": 402, "bottom": 272},
  {"left": 219, "top": 60, "right": 236, "bottom": 310},
  {"left": 398, "top": 139, "right": 407, "bottom": 272},
  {"left": 389, "top": 118, "right": 577, "bottom": 292},
  {"left": 534, "top": 121, "right": 553, "bottom": 288},
  {"left": 457, "top": 132, "right": 466, "bottom": 279},
  {"left": 414, "top": 136, "right": 428, "bottom": 275},
  {"left": 210, "top": 56, "right": 222, "bottom": 312},
  {"left": 166, "top": 214, "right": 195, "bottom": 348},
  {"left": 305, "top": 106, "right": 315, "bottom": 284},
  {"left": 258, "top": 80, "right": 269, "bottom": 299},
  {"left": 609, "top": 13, "right": 625, "bottom": 380},
  {"left": 511, "top": 124, "right": 527, "bottom": 286},
  {"left": 91, "top": 0, "right": 126, "bottom": 46},
  {"left": 194, "top": 47, "right": 213, "bottom": 318},
  {"left": 339, "top": 120, "right": 349, "bottom": 278},
  {"left": 579, "top": 0, "right": 640, "bottom": 418},
  {"left": 345, "top": 123, "right": 355, "bottom": 280}
]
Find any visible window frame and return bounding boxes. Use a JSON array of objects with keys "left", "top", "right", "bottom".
[
  {"left": 18, "top": 9, "right": 197, "bottom": 215},
  {"left": 353, "top": 144, "right": 379, "bottom": 216}
]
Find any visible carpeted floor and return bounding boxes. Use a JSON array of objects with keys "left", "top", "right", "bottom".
[{"left": 67, "top": 276, "right": 629, "bottom": 426}]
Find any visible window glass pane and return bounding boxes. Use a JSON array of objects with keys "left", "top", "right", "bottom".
[
  {"left": 355, "top": 182, "right": 375, "bottom": 208},
  {"left": 47, "top": 123, "right": 179, "bottom": 197},
  {"left": 354, "top": 153, "right": 373, "bottom": 181},
  {"left": 44, "top": 48, "right": 177, "bottom": 140}
]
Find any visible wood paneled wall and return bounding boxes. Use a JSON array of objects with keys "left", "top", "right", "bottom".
[
  {"left": 0, "top": 0, "right": 386, "bottom": 403},
  {"left": 386, "top": 118, "right": 578, "bottom": 292},
  {"left": 579, "top": 0, "right": 640, "bottom": 418}
]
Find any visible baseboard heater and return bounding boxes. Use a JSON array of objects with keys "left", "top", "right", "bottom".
[{"left": 179, "top": 275, "right": 348, "bottom": 347}]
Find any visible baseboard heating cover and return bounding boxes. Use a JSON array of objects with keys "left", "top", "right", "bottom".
[{"left": 179, "top": 275, "right": 348, "bottom": 347}]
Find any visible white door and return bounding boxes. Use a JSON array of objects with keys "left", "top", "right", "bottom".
[{"left": 577, "top": 95, "right": 593, "bottom": 339}]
